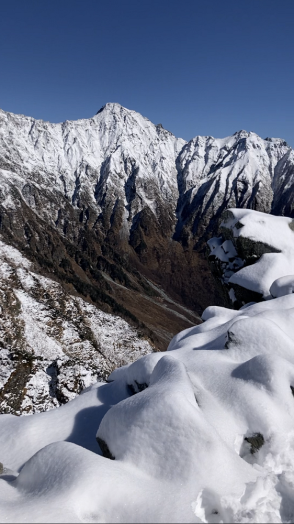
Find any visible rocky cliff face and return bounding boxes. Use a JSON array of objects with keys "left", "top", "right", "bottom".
[
  {"left": 176, "top": 133, "right": 291, "bottom": 242},
  {"left": 0, "top": 103, "right": 293, "bottom": 341}
]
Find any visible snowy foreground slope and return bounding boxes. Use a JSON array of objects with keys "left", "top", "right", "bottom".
[
  {"left": 1, "top": 209, "right": 294, "bottom": 523},
  {"left": 0, "top": 238, "right": 152, "bottom": 414}
]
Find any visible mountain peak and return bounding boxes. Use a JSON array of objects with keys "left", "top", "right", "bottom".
[
  {"left": 96, "top": 105, "right": 106, "bottom": 115},
  {"left": 95, "top": 102, "right": 124, "bottom": 115}
]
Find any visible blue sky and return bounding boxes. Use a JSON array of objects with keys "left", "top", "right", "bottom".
[{"left": 1, "top": 0, "right": 294, "bottom": 146}]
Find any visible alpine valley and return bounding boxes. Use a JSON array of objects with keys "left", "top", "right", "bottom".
[{"left": 0, "top": 102, "right": 294, "bottom": 414}]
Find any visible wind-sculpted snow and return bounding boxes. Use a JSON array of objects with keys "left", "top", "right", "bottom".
[
  {"left": 208, "top": 208, "right": 294, "bottom": 307},
  {"left": 1, "top": 295, "right": 294, "bottom": 522},
  {"left": 270, "top": 275, "right": 294, "bottom": 298},
  {"left": 0, "top": 238, "right": 153, "bottom": 414}
]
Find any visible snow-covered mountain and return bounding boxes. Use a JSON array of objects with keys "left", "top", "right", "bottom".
[
  {"left": 2, "top": 209, "right": 294, "bottom": 523},
  {"left": 1, "top": 104, "right": 292, "bottom": 227},
  {"left": 1, "top": 103, "right": 294, "bottom": 412},
  {"left": 0, "top": 103, "right": 185, "bottom": 248},
  {"left": 0, "top": 103, "right": 293, "bottom": 323},
  {"left": 176, "top": 132, "right": 292, "bottom": 241},
  {"left": 2, "top": 104, "right": 294, "bottom": 521}
]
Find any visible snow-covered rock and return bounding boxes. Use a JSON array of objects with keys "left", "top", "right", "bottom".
[
  {"left": 270, "top": 275, "right": 294, "bottom": 298},
  {"left": 1, "top": 294, "right": 294, "bottom": 522},
  {"left": 208, "top": 208, "right": 294, "bottom": 307}
]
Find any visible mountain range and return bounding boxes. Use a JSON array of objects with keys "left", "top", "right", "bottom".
[
  {"left": 1, "top": 103, "right": 293, "bottom": 322},
  {"left": 1, "top": 103, "right": 294, "bottom": 411}
]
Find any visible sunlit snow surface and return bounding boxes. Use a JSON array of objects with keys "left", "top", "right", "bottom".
[
  {"left": 1, "top": 292, "right": 294, "bottom": 521},
  {"left": 208, "top": 208, "right": 294, "bottom": 303},
  {"left": 224, "top": 209, "right": 294, "bottom": 298}
]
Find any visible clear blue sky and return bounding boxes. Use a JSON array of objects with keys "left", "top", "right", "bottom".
[{"left": 1, "top": 0, "right": 294, "bottom": 146}]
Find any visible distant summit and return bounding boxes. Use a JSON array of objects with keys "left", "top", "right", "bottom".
[{"left": 96, "top": 105, "right": 106, "bottom": 114}]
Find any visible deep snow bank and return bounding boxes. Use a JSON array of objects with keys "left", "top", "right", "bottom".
[{"left": 2, "top": 293, "right": 294, "bottom": 522}]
